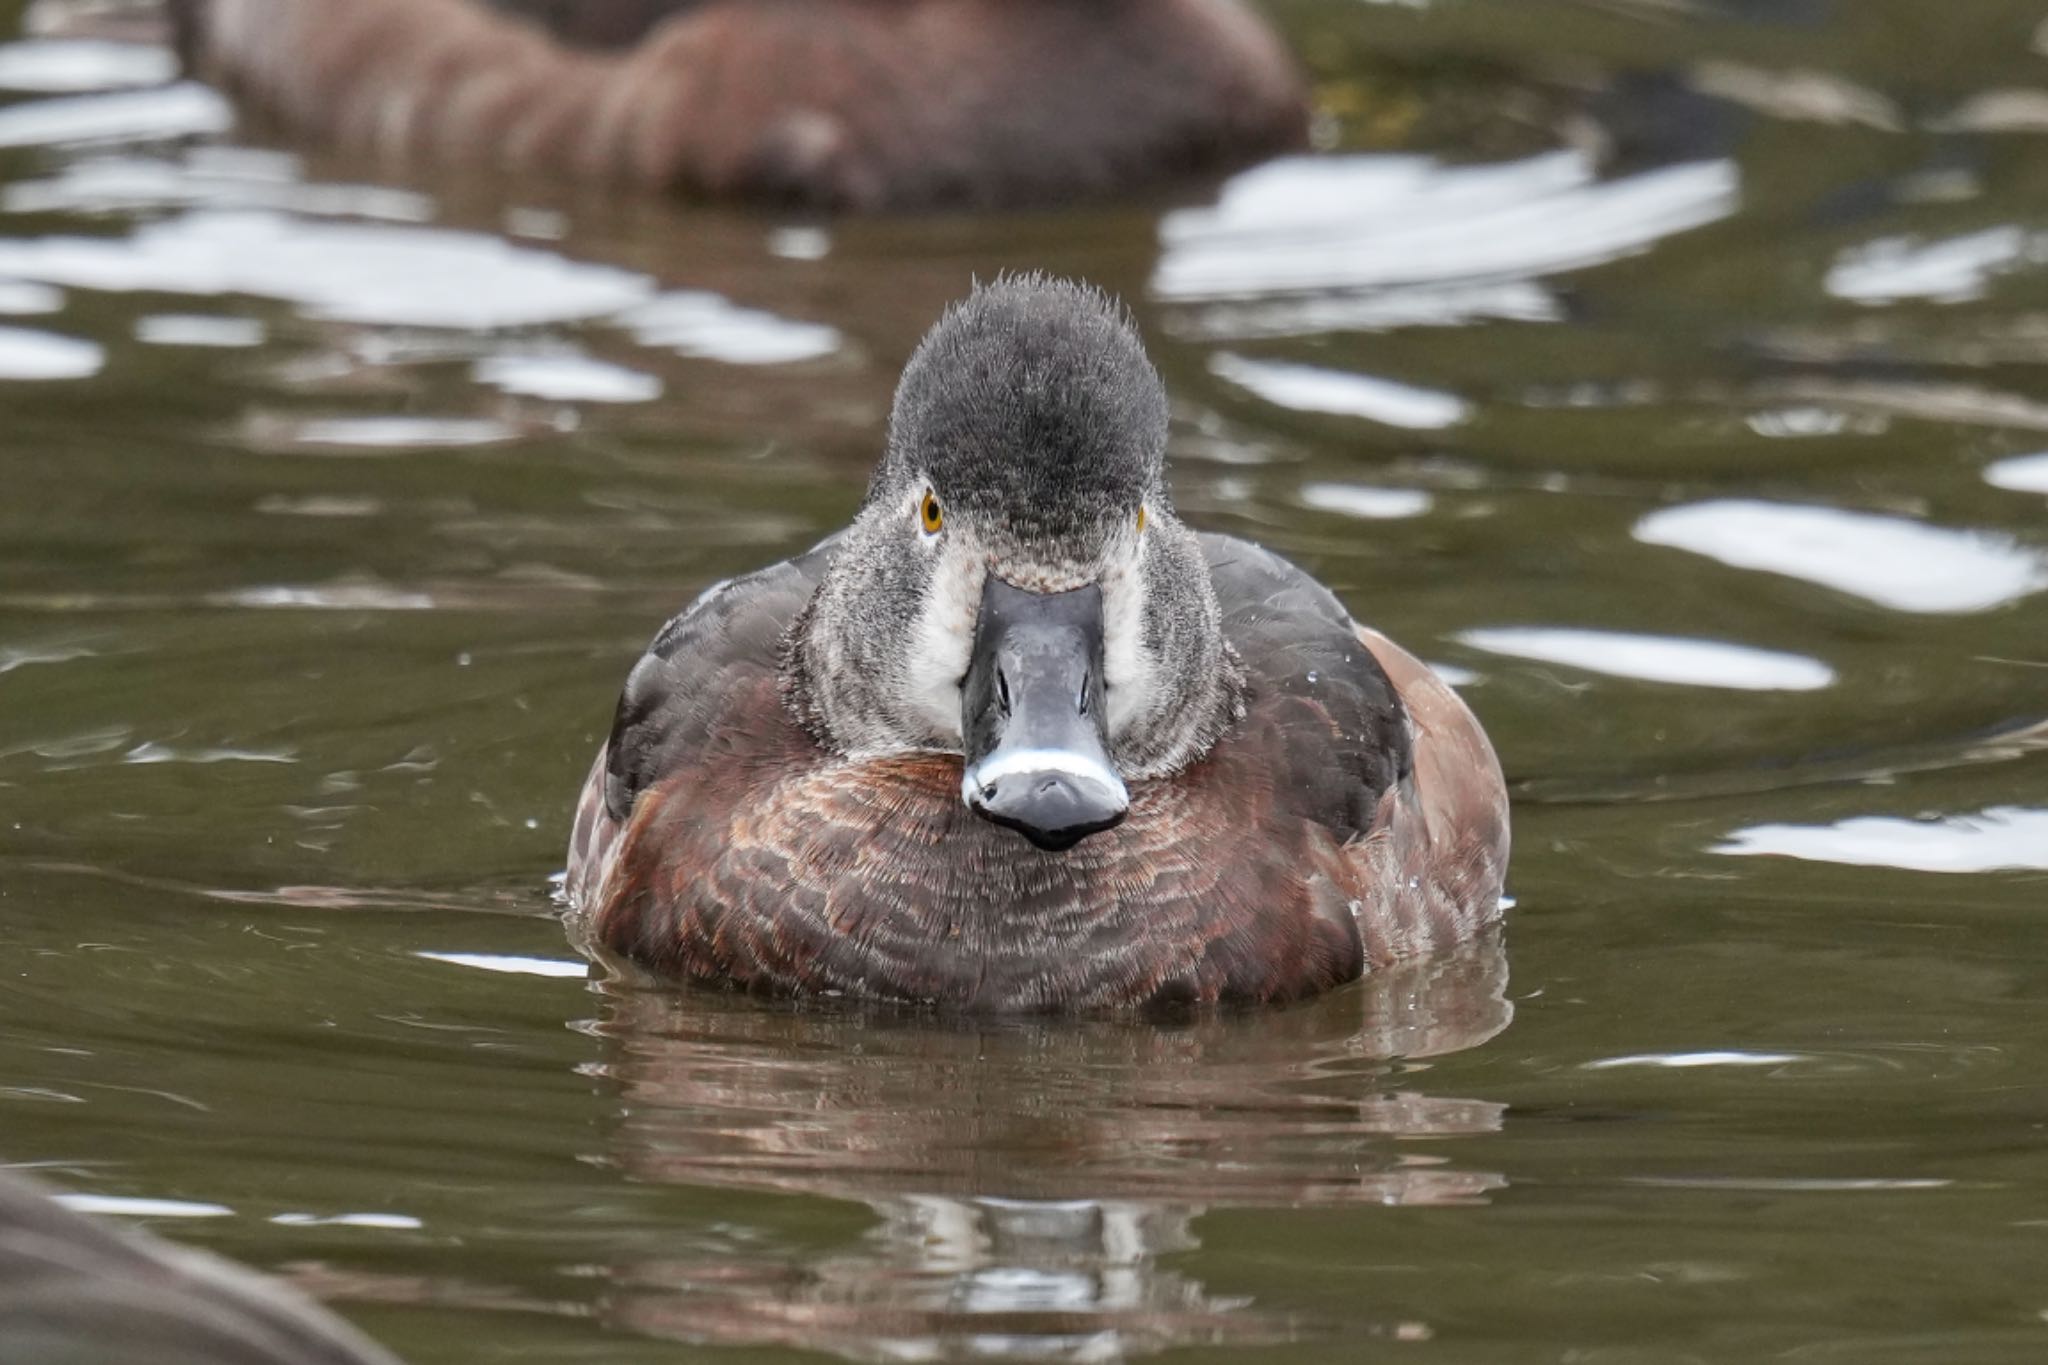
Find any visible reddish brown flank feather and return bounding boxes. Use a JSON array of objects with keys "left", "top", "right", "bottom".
[{"left": 1350, "top": 628, "right": 1512, "bottom": 963}]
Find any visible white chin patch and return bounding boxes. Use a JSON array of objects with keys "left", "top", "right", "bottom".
[{"left": 960, "top": 748, "right": 1130, "bottom": 807}]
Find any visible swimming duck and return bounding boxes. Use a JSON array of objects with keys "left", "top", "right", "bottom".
[
  {"left": 0, "top": 1168, "right": 402, "bottom": 1365},
  {"left": 566, "top": 276, "right": 1509, "bottom": 1011},
  {"left": 168, "top": 0, "right": 1308, "bottom": 211}
]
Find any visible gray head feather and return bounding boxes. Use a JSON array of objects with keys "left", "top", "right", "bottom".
[
  {"left": 879, "top": 275, "right": 1167, "bottom": 561},
  {"left": 788, "top": 275, "right": 1240, "bottom": 776}
]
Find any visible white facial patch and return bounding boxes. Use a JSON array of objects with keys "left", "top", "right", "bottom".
[
  {"left": 960, "top": 748, "right": 1130, "bottom": 808},
  {"left": 1098, "top": 544, "right": 1160, "bottom": 742},
  {"left": 899, "top": 542, "right": 980, "bottom": 748}
]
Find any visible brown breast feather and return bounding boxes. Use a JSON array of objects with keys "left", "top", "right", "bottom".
[{"left": 573, "top": 678, "right": 1377, "bottom": 1010}]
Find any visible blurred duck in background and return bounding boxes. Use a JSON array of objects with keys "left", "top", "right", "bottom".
[
  {"left": 166, "top": 0, "right": 1309, "bottom": 211},
  {"left": 0, "top": 1167, "right": 402, "bottom": 1365}
]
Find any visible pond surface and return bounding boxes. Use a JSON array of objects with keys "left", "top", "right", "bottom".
[{"left": 4, "top": 0, "right": 2048, "bottom": 1361}]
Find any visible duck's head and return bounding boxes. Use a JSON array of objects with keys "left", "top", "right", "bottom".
[{"left": 788, "top": 276, "right": 1242, "bottom": 851}]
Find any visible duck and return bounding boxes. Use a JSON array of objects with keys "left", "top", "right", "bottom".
[
  {"left": 566, "top": 275, "right": 1508, "bottom": 1012},
  {"left": 0, "top": 1167, "right": 402, "bottom": 1365},
  {"left": 167, "top": 0, "right": 1309, "bottom": 212}
]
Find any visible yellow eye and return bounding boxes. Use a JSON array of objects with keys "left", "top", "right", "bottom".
[
  {"left": 920, "top": 489, "right": 944, "bottom": 535},
  {"left": 1136, "top": 504, "right": 1147, "bottom": 534}
]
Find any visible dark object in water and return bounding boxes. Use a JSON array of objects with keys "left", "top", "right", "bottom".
[
  {"left": 565, "top": 275, "right": 1511, "bottom": 1011},
  {"left": 0, "top": 1166, "right": 402, "bottom": 1365},
  {"left": 168, "top": 0, "right": 1308, "bottom": 211}
]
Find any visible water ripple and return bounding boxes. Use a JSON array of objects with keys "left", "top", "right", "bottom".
[
  {"left": 474, "top": 352, "right": 661, "bottom": 404},
  {"left": 1153, "top": 150, "right": 1738, "bottom": 331},
  {"left": 1987, "top": 452, "right": 2048, "bottom": 494},
  {"left": 0, "top": 83, "right": 230, "bottom": 147},
  {"left": 1210, "top": 352, "right": 1471, "bottom": 429},
  {"left": 1635, "top": 499, "right": 2048, "bottom": 613},
  {"left": 0, "top": 323, "right": 101, "bottom": 378},
  {"left": 1458, "top": 626, "right": 1834, "bottom": 691},
  {"left": 1827, "top": 227, "right": 2048, "bottom": 305},
  {"left": 1716, "top": 806, "right": 2048, "bottom": 873},
  {"left": 0, "top": 209, "right": 653, "bottom": 329},
  {"left": 0, "top": 39, "right": 175, "bottom": 93}
]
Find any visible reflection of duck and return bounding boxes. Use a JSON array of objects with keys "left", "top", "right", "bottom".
[
  {"left": 581, "top": 934, "right": 1513, "bottom": 1360},
  {"left": 566, "top": 276, "right": 1510, "bottom": 1010},
  {"left": 0, "top": 1167, "right": 401, "bottom": 1365},
  {"left": 167, "top": 0, "right": 1308, "bottom": 211},
  {"left": 609, "top": 1197, "right": 1268, "bottom": 1362}
]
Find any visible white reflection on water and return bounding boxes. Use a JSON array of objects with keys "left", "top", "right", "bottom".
[
  {"left": 416, "top": 951, "right": 589, "bottom": 979},
  {"left": 0, "top": 209, "right": 653, "bottom": 329},
  {"left": 0, "top": 641, "right": 98, "bottom": 674},
  {"left": 1427, "top": 661, "right": 1479, "bottom": 687},
  {"left": 621, "top": 290, "right": 842, "bottom": 365},
  {"left": 1626, "top": 1177, "right": 1952, "bottom": 1193},
  {"left": 276, "top": 416, "right": 520, "bottom": 450},
  {"left": 134, "top": 313, "right": 264, "bottom": 348},
  {"left": 1210, "top": 352, "right": 1470, "bottom": 429},
  {"left": 0, "top": 39, "right": 176, "bottom": 93},
  {"left": 1584, "top": 1051, "right": 1805, "bottom": 1071},
  {"left": 0, "top": 279, "right": 60, "bottom": 314},
  {"left": 0, "top": 83, "right": 230, "bottom": 148},
  {"left": 1987, "top": 452, "right": 2048, "bottom": 494},
  {"left": 53, "top": 1193, "right": 233, "bottom": 1219},
  {"left": 1300, "top": 482, "right": 1435, "bottom": 520},
  {"left": 1826, "top": 227, "right": 2047, "bottom": 304},
  {"left": 272, "top": 1211, "right": 424, "bottom": 1230},
  {"left": 475, "top": 352, "right": 662, "bottom": 404},
  {"left": 1715, "top": 806, "right": 2048, "bottom": 873},
  {"left": 1458, "top": 626, "right": 1834, "bottom": 691},
  {"left": 213, "top": 585, "right": 437, "bottom": 611},
  {"left": 1746, "top": 406, "right": 1855, "bottom": 438},
  {"left": 1635, "top": 499, "right": 2048, "bottom": 613},
  {"left": 123, "top": 741, "right": 294, "bottom": 766},
  {"left": 1153, "top": 150, "right": 1737, "bottom": 334},
  {"left": 0, "top": 323, "right": 101, "bottom": 378},
  {"left": 4, "top": 149, "right": 436, "bottom": 221}
]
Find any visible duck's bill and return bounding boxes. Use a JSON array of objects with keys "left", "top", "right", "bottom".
[{"left": 960, "top": 578, "right": 1129, "bottom": 851}]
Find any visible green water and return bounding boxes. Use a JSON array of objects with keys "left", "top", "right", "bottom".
[{"left": 3, "top": 1, "right": 2048, "bottom": 1361}]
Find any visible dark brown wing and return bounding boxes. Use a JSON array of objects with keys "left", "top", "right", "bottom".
[
  {"left": 1202, "top": 533, "right": 1509, "bottom": 964},
  {"left": 566, "top": 540, "right": 833, "bottom": 911},
  {"left": 0, "top": 1169, "right": 403, "bottom": 1365},
  {"left": 1201, "top": 533, "right": 1411, "bottom": 842}
]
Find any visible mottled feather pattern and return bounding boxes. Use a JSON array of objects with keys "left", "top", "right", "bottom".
[{"left": 567, "top": 534, "right": 1507, "bottom": 1011}]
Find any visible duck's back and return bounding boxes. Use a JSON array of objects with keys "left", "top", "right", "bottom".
[{"left": 567, "top": 534, "right": 1507, "bottom": 1011}]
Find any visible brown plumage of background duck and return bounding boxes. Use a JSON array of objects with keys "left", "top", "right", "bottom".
[
  {"left": 168, "top": 0, "right": 1309, "bottom": 211},
  {"left": 0, "top": 1167, "right": 402, "bottom": 1365},
  {"left": 566, "top": 276, "right": 1510, "bottom": 1011}
]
